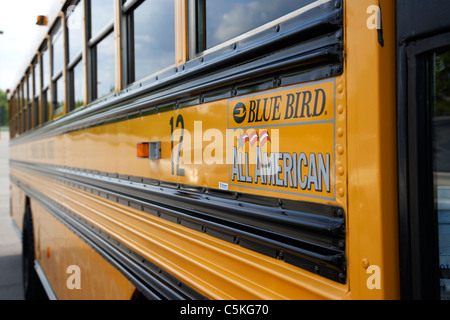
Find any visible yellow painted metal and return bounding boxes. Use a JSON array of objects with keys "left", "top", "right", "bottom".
[
  {"left": 11, "top": 166, "right": 349, "bottom": 300},
  {"left": 29, "top": 199, "right": 135, "bottom": 300},
  {"left": 345, "top": 0, "right": 399, "bottom": 299},
  {"left": 10, "top": 183, "right": 26, "bottom": 233}
]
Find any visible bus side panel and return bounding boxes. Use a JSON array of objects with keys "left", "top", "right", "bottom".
[
  {"left": 30, "top": 199, "right": 136, "bottom": 300},
  {"left": 10, "top": 183, "right": 26, "bottom": 234},
  {"left": 11, "top": 165, "right": 349, "bottom": 300},
  {"left": 345, "top": 0, "right": 400, "bottom": 299}
]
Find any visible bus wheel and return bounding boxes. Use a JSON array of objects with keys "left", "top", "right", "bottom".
[{"left": 22, "top": 206, "right": 47, "bottom": 300}]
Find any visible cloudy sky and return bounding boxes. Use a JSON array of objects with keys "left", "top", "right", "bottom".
[{"left": 0, "top": 0, "right": 58, "bottom": 91}]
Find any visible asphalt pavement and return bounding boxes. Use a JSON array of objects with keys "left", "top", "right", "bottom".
[{"left": 0, "top": 130, "right": 24, "bottom": 300}]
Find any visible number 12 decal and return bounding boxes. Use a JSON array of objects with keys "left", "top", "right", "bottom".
[{"left": 170, "top": 115, "right": 185, "bottom": 177}]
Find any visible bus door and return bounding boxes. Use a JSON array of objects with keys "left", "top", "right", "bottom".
[{"left": 397, "top": 0, "right": 450, "bottom": 300}]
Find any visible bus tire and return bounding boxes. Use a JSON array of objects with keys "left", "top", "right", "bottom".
[{"left": 22, "top": 206, "right": 47, "bottom": 300}]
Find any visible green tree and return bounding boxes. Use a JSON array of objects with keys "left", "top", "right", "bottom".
[{"left": 0, "top": 90, "right": 8, "bottom": 127}]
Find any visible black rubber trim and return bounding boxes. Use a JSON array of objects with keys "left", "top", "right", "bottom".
[
  {"left": 10, "top": 175, "right": 207, "bottom": 300},
  {"left": 11, "top": 160, "right": 347, "bottom": 283}
]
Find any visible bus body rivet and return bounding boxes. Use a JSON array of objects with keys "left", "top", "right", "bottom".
[{"left": 362, "top": 258, "right": 370, "bottom": 269}]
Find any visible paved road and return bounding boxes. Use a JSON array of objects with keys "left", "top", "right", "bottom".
[{"left": 0, "top": 130, "right": 24, "bottom": 300}]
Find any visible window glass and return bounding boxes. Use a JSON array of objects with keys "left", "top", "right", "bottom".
[
  {"left": 91, "top": 0, "right": 114, "bottom": 37},
  {"left": 53, "top": 26, "right": 64, "bottom": 74},
  {"left": 203, "top": 0, "right": 312, "bottom": 50},
  {"left": 22, "top": 109, "right": 26, "bottom": 132},
  {"left": 35, "top": 59, "right": 41, "bottom": 96},
  {"left": 34, "top": 97, "right": 39, "bottom": 127},
  {"left": 68, "top": 2, "right": 83, "bottom": 62},
  {"left": 96, "top": 32, "right": 115, "bottom": 98},
  {"left": 54, "top": 76, "right": 65, "bottom": 116},
  {"left": 42, "top": 47, "right": 50, "bottom": 88},
  {"left": 28, "top": 105, "right": 32, "bottom": 130},
  {"left": 20, "top": 85, "right": 24, "bottom": 110},
  {"left": 42, "top": 89, "right": 49, "bottom": 123},
  {"left": 73, "top": 62, "right": 84, "bottom": 108},
  {"left": 133, "top": 0, "right": 175, "bottom": 81},
  {"left": 431, "top": 49, "right": 450, "bottom": 300},
  {"left": 23, "top": 77, "right": 29, "bottom": 106}
]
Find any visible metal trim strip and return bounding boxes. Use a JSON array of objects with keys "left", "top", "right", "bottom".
[
  {"left": 11, "top": 160, "right": 347, "bottom": 283},
  {"left": 34, "top": 260, "right": 58, "bottom": 300},
  {"left": 11, "top": 176, "right": 207, "bottom": 300}
]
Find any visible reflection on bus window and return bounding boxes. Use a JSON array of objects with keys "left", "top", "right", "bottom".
[
  {"left": 203, "top": 0, "right": 313, "bottom": 50},
  {"left": 33, "top": 60, "right": 40, "bottom": 97},
  {"left": 133, "top": 0, "right": 175, "bottom": 81},
  {"left": 68, "top": 2, "right": 83, "bottom": 61},
  {"left": 90, "top": 0, "right": 114, "bottom": 38},
  {"left": 53, "top": 26, "right": 64, "bottom": 75},
  {"left": 96, "top": 32, "right": 115, "bottom": 98},
  {"left": 42, "top": 47, "right": 50, "bottom": 89},
  {"left": 73, "top": 62, "right": 84, "bottom": 108},
  {"left": 54, "top": 76, "right": 65, "bottom": 116},
  {"left": 432, "top": 49, "right": 450, "bottom": 300},
  {"left": 23, "top": 76, "right": 28, "bottom": 106},
  {"left": 42, "top": 89, "right": 49, "bottom": 123}
]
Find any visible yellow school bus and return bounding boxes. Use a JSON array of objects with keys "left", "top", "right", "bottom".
[{"left": 7, "top": 0, "right": 450, "bottom": 301}]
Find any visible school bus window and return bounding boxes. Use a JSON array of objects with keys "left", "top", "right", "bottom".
[
  {"left": 67, "top": 1, "right": 84, "bottom": 110},
  {"left": 53, "top": 76, "right": 65, "bottom": 118},
  {"left": 125, "top": 0, "right": 175, "bottom": 83},
  {"left": 430, "top": 49, "right": 450, "bottom": 299},
  {"left": 42, "top": 45, "right": 50, "bottom": 90},
  {"left": 67, "top": 1, "right": 82, "bottom": 63},
  {"left": 33, "top": 58, "right": 40, "bottom": 127},
  {"left": 194, "top": 0, "right": 312, "bottom": 53},
  {"left": 25, "top": 72, "right": 33, "bottom": 130},
  {"left": 52, "top": 21, "right": 65, "bottom": 117},
  {"left": 96, "top": 32, "right": 115, "bottom": 98},
  {"left": 20, "top": 82, "right": 25, "bottom": 132},
  {"left": 31, "top": 61, "right": 36, "bottom": 97},
  {"left": 23, "top": 74, "right": 29, "bottom": 109},
  {"left": 52, "top": 25, "right": 64, "bottom": 78},
  {"left": 90, "top": 0, "right": 114, "bottom": 38},
  {"left": 25, "top": 73, "right": 33, "bottom": 130},
  {"left": 72, "top": 61, "right": 84, "bottom": 109},
  {"left": 42, "top": 89, "right": 50, "bottom": 123},
  {"left": 40, "top": 42, "right": 51, "bottom": 124},
  {"left": 89, "top": 0, "right": 115, "bottom": 100}
]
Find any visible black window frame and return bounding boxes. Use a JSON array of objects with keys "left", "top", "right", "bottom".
[{"left": 397, "top": 27, "right": 450, "bottom": 300}]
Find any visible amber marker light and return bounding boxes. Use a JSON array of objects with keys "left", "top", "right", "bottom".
[
  {"left": 137, "top": 142, "right": 150, "bottom": 158},
  {"left": 36, "top": 15, "right": 48, "bottom": 26}
]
